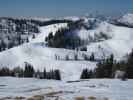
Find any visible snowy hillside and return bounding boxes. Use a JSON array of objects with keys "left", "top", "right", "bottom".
[
  {"left": 30, "top": 23, "right": 68, "bottom": 43},
  {"left": 118, "top": 13, "right": 133, "bottom": 26},
  {"left": 0, "top": 14, "right": 133, "bottom": 81},
  {"left": 82, "top": 21, "right": 133, "bottom": 60},
  {"left": 0, "top": 23, "right": 97, "bottom": 81},
  {"left": 0, "top": 43, "right": 96, "bottom": 81}
]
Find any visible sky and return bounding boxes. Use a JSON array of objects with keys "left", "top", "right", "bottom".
[{"left": 0, "top": 0, "right": 133, "bottom": 17}]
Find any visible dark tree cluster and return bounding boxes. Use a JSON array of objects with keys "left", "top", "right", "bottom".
[
  {"left": 95, "top": 54, "right": 114, "bottom": 78},
  {"left": 45, "top": 20, "right": 87, "bottom": 49},
  {"left": 0, "top": 67, "right": 13, "bottom": 76},
  {"left": 0, "top": 18, "right": 40, "bottom": 52},
  {"left": 80, "top": 68, "right": 94, "bottom": 79},
  {"left": 0, "top": 62, "right": 34, "bottom": 78},
  {"left": 126, "top": 49, "right": 133, "bottom": 78},
  {"left": 45, "top": 28, "right": 82, "bottom": 49},
  {"left": 80, "top": 53, "right": 95, "bottom": 61},
  {"left": 0, "top": 62, "right": 61, "bottom": 80},
  {"left": 23, "top": 62, "right": 35, "bottom": 77},
  {"left": 67, "top": 19, "right": 84, "bottom": 30},
  {"left": 30, "top": 19, "right": 72, "bottom": 26},
  {"left": 35, "top": 69, "right": 61, "bottom": 80},
  {"left": 80, "top": 50, "right": 133, "bottom": 79}
]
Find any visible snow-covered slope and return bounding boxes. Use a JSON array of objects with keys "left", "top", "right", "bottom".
[
  {"left": 0, "top": 43, "right": 96, "bottom": 81},
  {"left": 30, "top": 23, "right": 68, "bottom": 43},
  {"left": 118, "top": 13, "right": 133, "bottom": 26},
  {"left": 0, "top": 15, "right": 133, "bottom": 80},
  {"left": 0, "top": 23, "right": 97, "bottom": 81},
  {"left": 77, "top": 21, "right": 133, "bottom": 60}
]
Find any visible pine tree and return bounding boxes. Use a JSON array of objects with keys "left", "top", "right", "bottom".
[
  {"left": 32, "top": 34, "right": 36, "bottom": 39},
  {"left": 24, "top": 62, "right": 34, "bottom": 77},
  {"left": 1, "top": 40, "right": 6, "bottom": 51},
  {"left": 43, "top": 68, "right": 46, "bottom": 79},
  {"left": 83, "top": 54, "right": 90, "bottom": 61},
  {"left": 74, "top": 54, "right": 78, "bottom": 60},
  {"left": 13, "top": 67, "right": 24, "bottom": 77},
  {"left": 26, "top": 37, "right": 29, "bottom": 43},
  {"left": 88, "top": 70, "right": 94, "bottom": 78},
  {"left": 46, "top": 72, "right": 51, "bottom": 79},
  {"left": 65, "top": 55, "right": 69, "bottom": 60},
  {"left": 127, "top": 49, "right": 133, "bottom": 78},
  {"left": 54, "top": 70, "right": 61, "bottom": 80},
  {"left": 89, "top": 53, "right": 95, "bottom": 61},
  {"left": 96, "top": 61, "right": 106, "bottom": 78},
  {"left": 51, "top": 69, "right": 55, "bottom": 79},
  {"left": 80, "top": 68, "right": 89, "bottom": 79}
]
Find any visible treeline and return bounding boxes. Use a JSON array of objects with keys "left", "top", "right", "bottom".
[
  {"left": 0, "top": 35, "right": 31, "bottom": 51},
  {"left": 2, "top": 17, "right": 72, "bottom": 27},
  {"left": 0, "top": 62, "right": 61, "bottom": 80},
  {"left": 30, "top": 19, "right": 72, "bottom": 26},
  {"left": 80, "top": 49, "right": 133, "bottom": 79},
  {"left": 54, "top": 53, "right": 95, "bottom": 61},
  {"left": 110, "top": 19, "right": 133, "bottom": 28}
]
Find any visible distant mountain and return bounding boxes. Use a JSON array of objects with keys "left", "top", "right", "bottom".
[
  {"left": 110, "top": 13, "right": 133, "bottom": 28},
  {"left": 118, "top": 13, "right": 133, "bottom": 26}
]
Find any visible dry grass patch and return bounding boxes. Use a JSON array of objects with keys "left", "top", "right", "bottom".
[
  {"left": 45, "top": 91, "right": 63, "bottom": 96},
  {"left": 27, "top": 97, "right": 34, "bottom": 100},
  {"left": 33, "top": 95, "right": 44, "bottom": 100},
  {"left": 88, "top": 96, "right": 96, "bottom": 100},
  {"left": 27, "top": 95, "right": 44, "bottom": 100},
  {"left": 75, "top": 96, "right": 85, "bottom": 100},
  {"left": 14, "top": 96, "right": 25, "bottom": 100}
]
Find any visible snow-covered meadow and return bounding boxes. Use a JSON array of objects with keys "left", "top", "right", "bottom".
[{"left": 0, "top": 77, "right": 133, "bottom": 100}]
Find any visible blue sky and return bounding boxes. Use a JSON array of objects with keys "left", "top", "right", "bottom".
[{"left": 0, "top": 0, "right": 133, "bottom": 17}]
